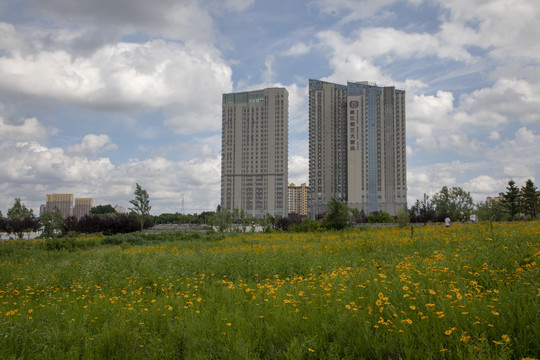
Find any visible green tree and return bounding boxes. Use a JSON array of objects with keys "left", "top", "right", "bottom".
[
  {"left": 129, "top": 183, "right": 152, "bottom": 232},
  {"left": 521, "top": 179, "right": 538, "bottom": 220},
  {"left": 475, "top": 200, "right": 508, "bottom": 222},
  {"left": 501, "top": 180, "right": 521, "bottom": 221},
  {"left": 323, "top": 198, "right": 350, "bottom": 230},
  {"left": 90, "top": 204, "right": 118, "bottom": 216},
  {"left": 6, "top": 198, "right": 36, "bottom": 239},
  {"left": 396, "top": 208, "right": 410, "bottom": 228},
  {"left": 432, "top": 186, "right": 474, "bottom": 222},
  {"left": 40, "top": 207, "right": 64, "bottom": 238},
  {"left": 368, "top": 211, "right": 395, "bottom": 223},
  {"left": 350, "top": 208, "right": 367, "bottom": 224}
]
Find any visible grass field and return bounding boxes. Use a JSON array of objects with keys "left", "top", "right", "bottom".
[{"left": 1, "top": 223, "right": 539, "bottom": 359}]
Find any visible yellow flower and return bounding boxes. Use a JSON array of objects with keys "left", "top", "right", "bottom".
[
  {"left": 502, "top": 334, "right": 511, "bottom": 342},
  {"left": 491, "top": 311, "right": 500, "bottom": 316}
]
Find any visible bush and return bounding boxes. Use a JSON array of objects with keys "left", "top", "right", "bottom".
[
  {"left": 396, "top": 209, "right": 410, "bottom": 228},
  {"left": 289, "top": 218, "right": 321, "bottom": 232},
  {"left": 368, "top": 211, "right": 395, "bottom": 223}
]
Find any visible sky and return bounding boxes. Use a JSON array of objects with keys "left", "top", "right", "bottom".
[{"left": 0, "top": 0, "right": 539, "bottom": 216}]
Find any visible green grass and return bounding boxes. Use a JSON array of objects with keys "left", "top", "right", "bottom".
[{"left": 0, "top": 222, "right": 539, "bottom": 359}]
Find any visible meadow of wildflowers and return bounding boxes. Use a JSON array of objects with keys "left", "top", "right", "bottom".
[{"left": 0, "top": 223, "right": 538, "bottom": 359}]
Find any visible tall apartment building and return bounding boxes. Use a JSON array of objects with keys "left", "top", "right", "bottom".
[
  {"left": 288, "top": 183, "right": 310, "bottom": 216},
  {"left": 309, "top": 79, "right": 406, "bottom": 218},
  {"left": 221, "top": 88, "right": 288, "bottom": 218},
  {"left": 73, "top": 198, "right": 93, "bottom": 219},
  {"left": 45, "top": 194, "right": 74, "bottom": 218}
]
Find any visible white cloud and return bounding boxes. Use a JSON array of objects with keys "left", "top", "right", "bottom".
[
  {"left": 436, "top": 0, "right": 540, "bottom": 60},
  {"left": 487, "top": 127, "right": 540, "bottom": 180},
  {"left": 262, "top": 55, "right": 276, "bottom": 84},
  {"left": 65, "top": 134, "right": 118, "bottom": 155},
  {"left": 0, "top": 114, "right": 52, "bottom": 142},
  {"left": 0, "top": 28, "right": 233, "bottom": 134},
  {"left": 289, "top": 155, "right": 309, "bottom": 186},
  {"left": 312, "top": 0, "right": 398, "bottom": 23},
  {"left": 459, "top": 78, "right": 540, "bottom": 124},
  {"left": 407, "top": 160, "right": 485, "bottom": 204},
  {"left": 0, "top": 136, "right": 221, "bottom": 215},
  {"left": 282, "top": 42, "right": 311, "bottom": 57}
]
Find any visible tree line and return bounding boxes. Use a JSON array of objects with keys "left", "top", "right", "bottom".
[{"left": 1, "top": 180, "right": 538, "bottom": 239}]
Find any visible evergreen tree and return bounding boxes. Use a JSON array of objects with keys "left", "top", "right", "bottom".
[
  {"left": 323, "top": 198, "right": 350, "bottom": 230},
  {"left": 501, "top": 180, "right": 521, "bottom": 221},
  {"left": 521, "top": 179, "right": 538, "bottom": 220}
]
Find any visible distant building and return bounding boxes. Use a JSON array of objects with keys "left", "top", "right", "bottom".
[
  {"left": 308, "top": 79, "right": 407, "bottom": 218},
  {"left": 486, "top": 193, "right": 505, "bottom": 203},
  {"left": 221, "top": 88, "right": 289, "bottom": 218},
  {"left": 46, "top": 194, "right": 74, "bottom": 218},
  {"left": 288, "top": 183, "right": 310, "bottom": 216},
  {"left": 74, "top": 198, "right": 93, "bottom": 219},
  {"left": 114, "top": 205, "right": 127, "bottom": 214}
]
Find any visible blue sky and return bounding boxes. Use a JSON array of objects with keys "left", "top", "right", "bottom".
[{"left": 0, "top": 0, "right": 539, "bottom": 215}]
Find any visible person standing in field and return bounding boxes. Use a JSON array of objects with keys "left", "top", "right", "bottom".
[{"left": 445, "top": 216, "right": 451, "bottom": 227}]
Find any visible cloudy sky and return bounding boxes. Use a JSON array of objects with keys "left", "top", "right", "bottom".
[{"left": 1, "top": 0, "right": 539, "bottom": 216}]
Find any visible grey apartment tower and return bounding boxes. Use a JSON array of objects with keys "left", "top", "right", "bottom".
[
  {"left": 309, "top": 80, "right": 406, "bottom": 218},
  {"left": 221, "top": 88, "right": 288, "bottom": 218}
]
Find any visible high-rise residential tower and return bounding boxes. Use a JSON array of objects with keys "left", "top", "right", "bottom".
[
  {"left": 221, "top": 88, "right": 288, "bottom": 218},
  {"left": 45, "top": 194, "right": 74, "bottom": 218},
  {"left": 309, "top": 80, "right": 406, "bottom": 218},
  {"left": 288, "top": 183, "right": 310, "bottom": 216},
  {"left": 74, "top": 198, "right": 93, "bottom": 219}
]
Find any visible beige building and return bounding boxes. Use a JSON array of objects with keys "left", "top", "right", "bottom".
[
  {"left": 221, "top": 88, "right": 288, "bottom": 218},
  {"left": 74, "top": 198, "right": 93, "bottom": 219},
  {"left": 309, "top": 80, "right": 407, "bottom": 217},
  {"left": 288, "top": 183, "right": 310, "bottom": 216},
  {"left": 308, "top": 80, "right": 348, "bottom": 218},
  {"left": 45, "top": 194, "right": 74, "bottom": 218}
]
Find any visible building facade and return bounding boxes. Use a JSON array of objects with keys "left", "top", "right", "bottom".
[
  {"left": 309, "top": 80, "right": 407, "bottom": 218},
  {"left": 74, "top": 198, "right": 93, "bottom": 219},
  {"left": 288, "top": 183, "right": 310, "bottom": 216},
  {"left": 45, "top": 194, "right": 74, "bottom": 219},
  {"left": 221, "top": 88, "right": 288, "bottom": 218}
]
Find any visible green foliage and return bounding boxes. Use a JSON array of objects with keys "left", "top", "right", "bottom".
[
  {"left": 6, "top": 198, "right": 37, "bottom": 239},
  {"left": 501, "top": 179, "right": 522, "bottom": 221},
  {"left": 350, "top": 208, "right": 367, "bottom": 224},
  {"left": 289, "top": 218, "right": 321, "bottom": 232},
  {"left": 0, "top": 224, "right": 538, "bottom": 359},
  {"left": 129, "top": 183, "right": 152, "bottom": 232},
  {"left": 40, "top": 207, "right": 64, "bottom": 238},
  {"left": 323, "top": 197, "right": 350, "bottom": 230},
  {"left": 90, "top": 204, "right": 117, "bottom": 215},
  {"left": 521, "top": 179, "right": 538, "bottom": 220},
  {"left": 432, "top": 186, "right": 474, "bottom": 222},
  {"left": 475, "top": 200, "right": 509, "bottom": 222},
  {"left": 102, "top": 234, "right": 145, "bottom": 245},
  {"left": 368, "top": 211, "right": 395, "bottom": 223},
  {"left": 7, "top": 198, "right": 34, "bottom": 220},
  {"left": 396, "top": 208, "right": 410, "bottom": 227}
]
